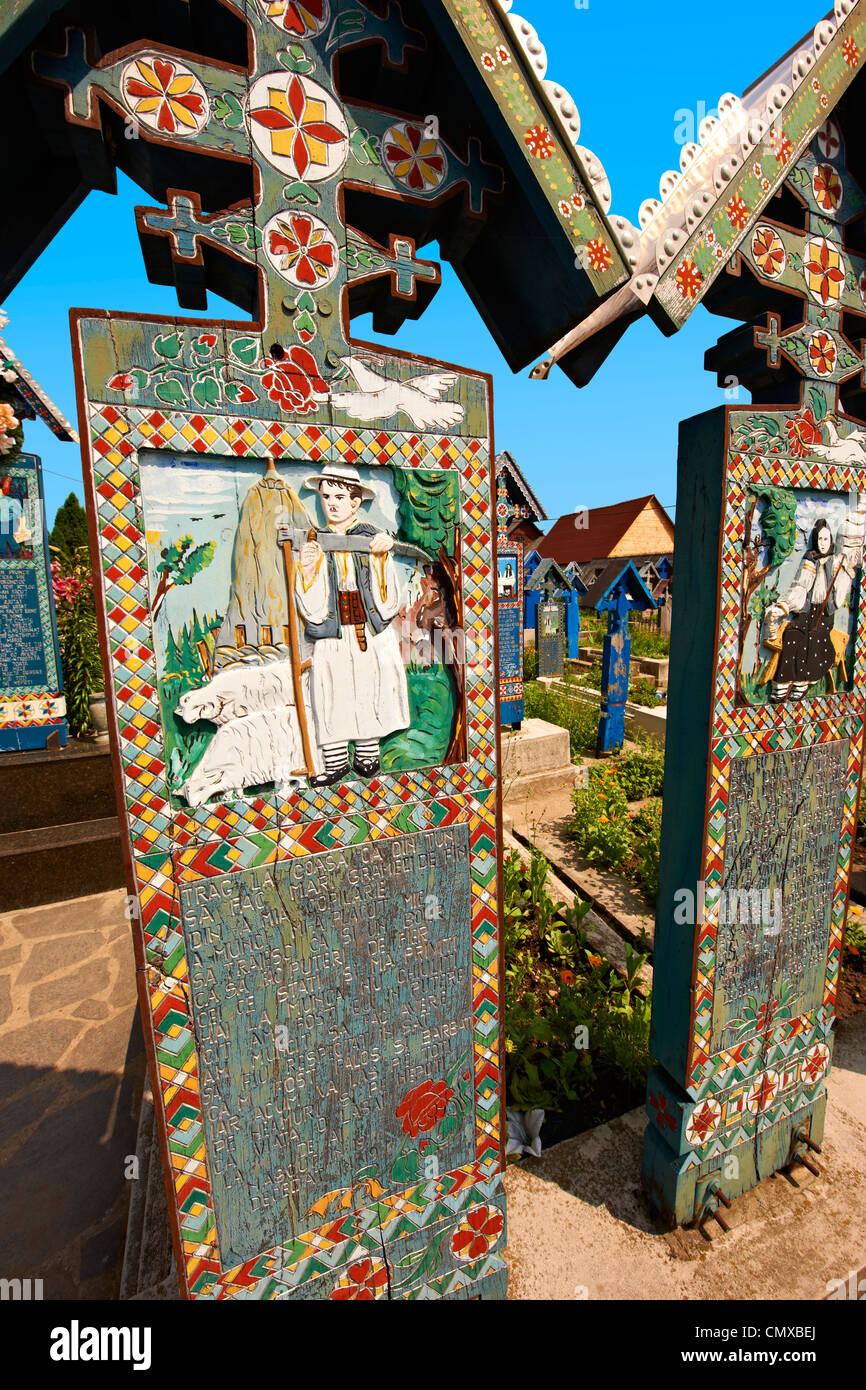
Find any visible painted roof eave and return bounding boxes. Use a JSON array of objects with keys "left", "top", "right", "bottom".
[{"left": 531, "top": 0, "right": 862, "bottom": 385}]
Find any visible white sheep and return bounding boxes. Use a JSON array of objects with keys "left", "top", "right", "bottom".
[
  {"left": 182, "top": 705, "right": 312, "bottom": 807},
  {"left": 176, "top": 659, "right": 297, "bottom": 726}
]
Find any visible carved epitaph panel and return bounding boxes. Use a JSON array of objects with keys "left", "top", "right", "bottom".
[
  {"left": 536, "top": 600, "right": 564, "bottom": 678},
  {"left": 712, "top": 742, "right": 847, "bottom": 1053},
  {"left": 0, "top": 453, "right": 67, "bottom": 750},
  {"left": 181, "top": 826, "right": 474, "bottom": 1266}
]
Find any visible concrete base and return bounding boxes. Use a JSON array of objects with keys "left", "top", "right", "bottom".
[
  {"left": 501, "top": 718, "right": 577, "bottom": 800},
  {"left": 504, "top": 1012, "right": 866, "bottom": 1299}
]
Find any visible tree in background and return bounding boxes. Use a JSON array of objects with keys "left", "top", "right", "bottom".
[{"left": 51, "top": 492, "right": 90, "bottom": 561}]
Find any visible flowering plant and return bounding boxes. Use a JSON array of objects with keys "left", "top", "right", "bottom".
[{"left": 51, "top": 544, "right": 102, "bottom": 736}]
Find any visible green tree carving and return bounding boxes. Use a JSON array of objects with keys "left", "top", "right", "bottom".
[
  {"left": 750, "top": 484, "right": 798, "bottom": 568},
  {"left": 391, "top": 467, "right": 464, "bottom": 763},
  {"left": 391, "top": 468, "right": 460, "bottom": 554},
  {"left": 738, "top": 483, "right": 797, "bottom": 701},
  {"left": 152, "top": 534, "right": 216, "bottom": 617}
]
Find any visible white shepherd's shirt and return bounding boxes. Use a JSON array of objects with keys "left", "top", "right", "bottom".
[{"left": 295, "top": 546, "right": 410, "bottom": 745}]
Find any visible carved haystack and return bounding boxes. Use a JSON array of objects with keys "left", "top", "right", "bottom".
[{"left": 213, "top": 458, "right": 311, "bottom": 670}]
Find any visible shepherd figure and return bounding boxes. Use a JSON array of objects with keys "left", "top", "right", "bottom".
[{"left": 295, "top": 463, "right": 410, "bottom": 786}]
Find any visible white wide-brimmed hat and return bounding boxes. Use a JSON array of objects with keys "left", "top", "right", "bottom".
[{"left": 302, "top": 462, "right": 375, "bottom": 500}]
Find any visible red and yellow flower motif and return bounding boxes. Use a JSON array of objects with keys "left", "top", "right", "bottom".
[
  {"left": 649, "top": 1092, "right": 676, "bottom": 1130},
  {"left": 817, "top": 120, "right": 841, "bottom": 160},
  {"left": 480, "top": 51, "right": 496, "bottom": 71},
  {"left": 726, "top": 194, "right": 749, "bottom": 230},
  {"left": 330, "top": 1257, "right": 388, "bottom": 1300},
  {"left": 259, "top": 0, "right": 328, "bottom": 35},
  {"left": 250, "top": 74, "right": 346, "bottom": 179},
  {"left": 586, "top": 239, "right": 612, "bottom": 272},
  {"left": 675, "top": 259, "right": 702, "bottom": 300},
  {"left": 267, "top": 212, "right": 337, "bottom": 286},
  {"left": 785, "top": 407, "right": 822, "bottom": 457},
  {"left": 808, "top": 330, "right": 837, "bottom": 376},
  {"left": 261, "top": 345, "right": 328, "bottom": 413},
  {"left": 496, "top": 45, "right": 511, "bottom": 64},
  {"left": 122, "top": 57, "right": 207, "bottom": 136},
  {"left": 804, "top": 236, "right": 846, "bottom": 305},
  {"left": 524, "top": 125, "right": 555, "bottom": 159},
  {"left": 451, "top": 1205, "right": 504, "bottom": 1263},
  {"left": 843, "top": 37, "right": 859, "bottom": 66},
  {"left": 382, "top": 122, "right": 446, "bottom": 191},
  {"left": 812, "top": 162, "right": 843, "bottom": 212},
  {"left": 770, "top": 127, "right": 793, "bottom": 164},
  {"left": 751, "top": 225, "right": 786, "bottom": 278}
]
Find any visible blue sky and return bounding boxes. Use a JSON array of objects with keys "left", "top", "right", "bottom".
[{"left": 3, "top": 0, "right": 828, "bottom": 530}]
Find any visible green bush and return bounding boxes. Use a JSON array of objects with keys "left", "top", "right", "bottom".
[
  {"left": 612, "top": 747, "right": 665, "bottom": 800},
  {"left": 568, "top": 765, "right": 663, "bottom": 905},
  {"left": 631, "top": 799, "right": 663, "bottom": 903},
  {"left": 630, "top": 630, "right": 669, "bottom": 658},
  {"left": 629, "top": 676, "right": 664, "bottom": 707},
  {"left": 569, "top": 764, "right": 633, "bottom": 869},
  {"left": 523, "top": 643, "right": 538, "bottom": 681},
  {"left": 503, "top": 848, "right": 652, "bottom": 1116}
]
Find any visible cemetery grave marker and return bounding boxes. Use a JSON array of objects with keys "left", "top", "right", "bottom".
[
  {"left": 587, "top": 560, "right": 656, "bottom": 755},
  {"left": 15, "top": 0, "right": 631, "bottom": 1297},
  {"left": 524, "top": 0, "right": 866, "bottom": 1222},
  {"left": 0, "top": 324, "right": 76, "bottom": 751}
]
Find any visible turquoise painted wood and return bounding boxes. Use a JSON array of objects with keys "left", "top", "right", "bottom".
[{"left": 644, "top": 98, "right": 866, "bottom": 1225}]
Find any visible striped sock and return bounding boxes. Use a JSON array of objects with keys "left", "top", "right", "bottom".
[
  {"left": 354, "top": 740, "right": 379, "bottom": 760},
  {"left": 322, "top": 742, "right": 349, "bottom": 769}
]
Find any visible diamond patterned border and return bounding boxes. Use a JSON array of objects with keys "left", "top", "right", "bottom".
[
  {"left": 683, "top": 419, "right": 866, "bottom": 1124},
  {"left": 84, "top": 400, "right": 504, "bottom": 1298}
]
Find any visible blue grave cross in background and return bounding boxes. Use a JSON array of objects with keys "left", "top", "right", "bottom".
[{"left": 594, "top": 562, "right": 657, "bottom": 754}]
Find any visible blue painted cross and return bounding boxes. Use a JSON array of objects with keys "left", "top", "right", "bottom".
[{"left": 593, "top": 561, "right": 657, "bottom": 754}]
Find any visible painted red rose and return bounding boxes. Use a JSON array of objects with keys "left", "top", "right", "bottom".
[
  {"left": 785, "top": 407, "right": 822, "bottom": 457},
  {"left": 108, "top": 372, "right": 134, "bottom": 390},
  {"left": 261, "top": 345, "right": 328, "bottom": 414},
  {"left": 395, "top": 1078, "right": 453, "bottom": 1137}
]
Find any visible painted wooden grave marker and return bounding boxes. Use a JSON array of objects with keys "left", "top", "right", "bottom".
[
  {"left": 644, "top": 84, "right": 866, "bottom": 1222},
  {"left": 518, "top": 0, "right": 866, "bottom": 1223},
  {"left": 0, "top": 326, "right": 76, "bottom": 751},
  {"left": 591, "top": 561, "right": 656, "bottom": 755},
  {"left": 19, "top": 0, "right": 630, "bottom": 1299}
]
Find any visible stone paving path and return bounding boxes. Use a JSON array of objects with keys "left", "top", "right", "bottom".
[{"left": 0, "top": 888, "right": 145, "bottom": 1299}]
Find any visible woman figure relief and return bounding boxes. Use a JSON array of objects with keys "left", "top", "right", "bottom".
[{"left": 761, "top": 500, "right": 866, "bottom": 701}]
